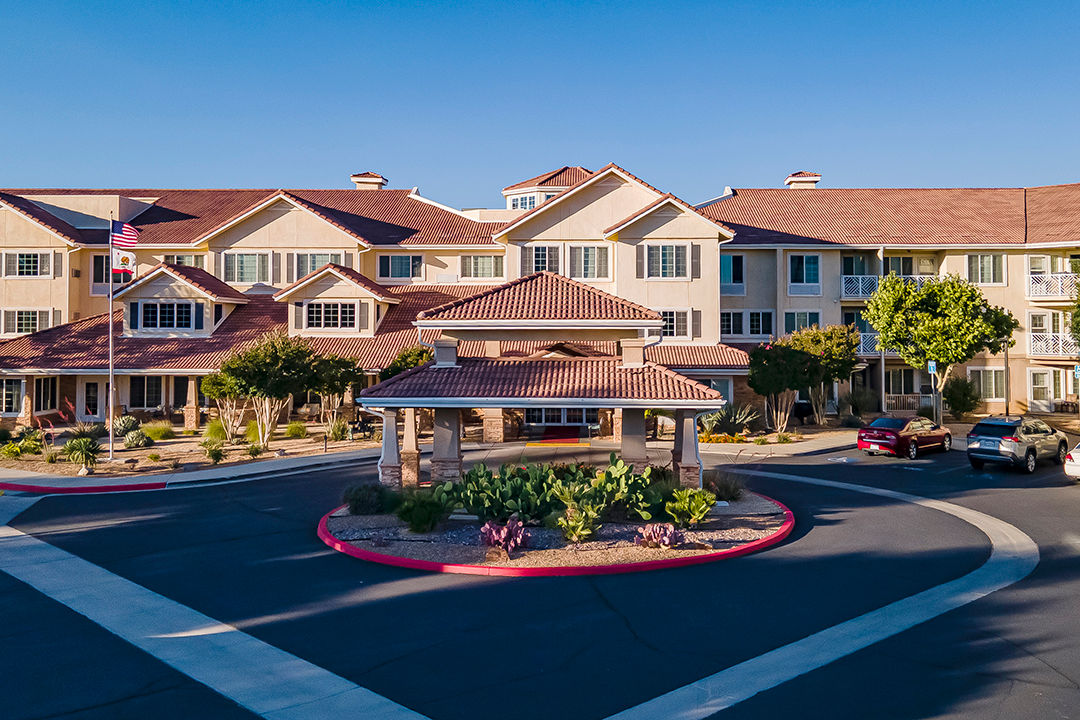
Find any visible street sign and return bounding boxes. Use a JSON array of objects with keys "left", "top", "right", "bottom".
[
  {"left": 927, "top": 360, "right": 937, "bottom": 375},
  {"left": 1074, "top": 364, "right": 1079, "bottom": 379}
]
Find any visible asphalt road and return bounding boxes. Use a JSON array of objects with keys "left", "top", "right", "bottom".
[{"left": 2, "top": 443, "right": 1078, "bottom": 719}]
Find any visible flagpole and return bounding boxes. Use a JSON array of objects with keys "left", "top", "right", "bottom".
[{"left": 108, "top": 213, "right": 115, "bottom": 462}]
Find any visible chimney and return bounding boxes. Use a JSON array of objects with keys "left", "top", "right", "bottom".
[
  {"left": 432, "top": 338, "right": 459, "bottom": 367},
  {"left": 784, "top": 171, "right": 821, "bottom": 189},
  {"left": 620, "top": 338, "right": 646, "bottom": 368},
  {"left": 350, "top": 171, "right": 388, "bottom": 190}
]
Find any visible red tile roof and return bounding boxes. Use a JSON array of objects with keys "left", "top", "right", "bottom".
[
  {"left": 415, "top": 272, "right": 661, "bottom": 324},
  {"left": 116, "top": 263, "right": 250, "bottom": 303},
  {"left": 646, "top": 343, "right": 750, "bottom": 370},
  {"left": 358, "top": 357, "right": 725, "bottom": 405},
  {"left": 701, "top": 187, "right": 1028, "bottom": 246},
  {"left": 787, "top": 171, "right": 821, "bottom": 178},
  {"left": 273, "top": 263, "right": 397, "bottom": 303},
  {"left": 502, "top": 166, "right": 593, "bottom": 192},
  {"left": 1025, "top": 183, "right": 1080, "bottom": 246},
  {"left": 0, "top": 192, "right": 85, "bottom": 244}
]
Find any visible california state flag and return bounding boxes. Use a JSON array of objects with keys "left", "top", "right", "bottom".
[{"left": 111, "top": 248, "right": 137, "bottom": 275}]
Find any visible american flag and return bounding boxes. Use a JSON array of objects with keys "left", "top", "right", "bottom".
[{"left": 110, "top": 220, "right": 139, "bottom": 248}]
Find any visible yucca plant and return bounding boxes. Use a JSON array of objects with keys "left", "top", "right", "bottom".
[{"left": 65, "top": 437, "right": 102, "bottom": 471}]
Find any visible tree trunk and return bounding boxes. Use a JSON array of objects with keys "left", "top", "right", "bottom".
[{"left": 770, "top": 390, "right": 798, "bottom": 432}]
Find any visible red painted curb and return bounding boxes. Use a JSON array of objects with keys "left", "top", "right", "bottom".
[
  {"left": 0, "top": 480, "right": 168, "bottom": 495},
  {"left": 317, "top": 495, "right": 796, "bottom": 577}
]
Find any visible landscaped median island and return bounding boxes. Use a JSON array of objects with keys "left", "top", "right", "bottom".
[{"left": 321, "top": 454, "right": 793, "bottom": 575}]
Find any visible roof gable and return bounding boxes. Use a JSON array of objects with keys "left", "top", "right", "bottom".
[
  {"left": 114, "top": 263, "right": 250, "bottom": 303},
  {"left": 502, "top": 166, "right": 593, "bottom": 193},
  {"left": 603, "top": 193, "right": 735, "bottom": 239},
  {"left": 0, "top": 192, "right": 83, "bottom": 246},
  {"left": 272, "top": 264, "right": 399, "bottom": 303}
]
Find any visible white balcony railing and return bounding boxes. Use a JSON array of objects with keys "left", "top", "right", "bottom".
[
  {"left": 840, "top": 274, "right": 936, "bottom": 299},
  {"left": 1028, "top": 273, "right": 1079, "bottom": 298},
  {"left": 1029, "top": 332, "right": 1078, "bottom": 357},
  {"left": 856, "top": 333, "right": 898, "bottom": 356},
  {"left": 886, "top": 394, "right": 934, "bottom": 411}
]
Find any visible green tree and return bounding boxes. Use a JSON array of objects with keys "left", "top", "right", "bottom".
[
  {"left": 199, "top": 372, "right": 248, "bottom": 443},
  {"left": 748, "top": 344, "right": 817, "bottom": 432},
  {"left": 219, "top": 331, "right": 316, "bottom": 447},
  {"left": 864, "top": 274, "right": 1018, "bottom": 395},
  {"left": 942, "top": 376, "right": 980, "bottom": 421},
  {"left": 781, "top": 324, "right": 859, "bottom": 424},
  {"left": 312, "top": 353, "right": 363, "bottom": 435},
  {"left": 380, "top": 346, "right": 433, "bottom": 381}
]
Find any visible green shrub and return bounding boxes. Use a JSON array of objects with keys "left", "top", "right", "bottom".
[
  {"left": 557, "top": 502, "right": 602, "bottom": 543},
  {"left": 245, "top": 420, "right": 260, "bottom": 444},
  {"left": 752, "top": 436, "right": 770, "bottom": 445},
  {"left": 775, "top": 432, "right": 792, "bottom": 444},
  {"left": 840, "top": 388, "right": 878, "bottom": 417},
  {"left": 112, "top": 415, "right": 140, "bottom": 437},
  {"left": 142, "top": 421, "right": 176, "bottom": 441},
  {"left": 0, "top": 428, "right": 10, "bottom": 443},
  {"left": 64, "top": 437, "right": 102, "bottom": 468},
  {"left": 0, "top": 442, "right": 22, "bottom": 459},
  {"left": 147, "top": 453, "right": 161, "bottom": 462},
  {"left": 202, "top": 418, "right": 227, "bottom": 442},
  {"left": 396, "top": 487, "right": 453, "bottom": 533},
  {"left": 699, "top": 403, "right": 761, "bottom": 436},
  {"left": 327, "top": 418, "right": 348, "bottom": 441},
  {"left": 916, "top": 406, "right": 936, "bottom": 420},
  {"left": 70, "top": 421, "right": 106, "bottom": 439},
  {"left": 665, "top": 488, "right": 716, "bottom": 528},
  {"left": 943, "top": 377, "right": 980, "bottom": 421},
  {"left": 840, "top": 414, "right": 864, "bottom": 428},
  {"left": 43, "top": 450, "right": 59, "bottom": 464},
  {"left": 343, "top": 483, "right": 401, "bottom": 515},
  {"left": 246, "top": 444, "right": 264, "bottom": 458},
  {"left": 285, "top": 421, "right": 308, "bottom": 439},
  {"left": 703, "top": 469, "right": 744, "bottom": 502},
  {"left": 17, "top": 434, "right": 43, "bottom": 455},
  {"left": 203, "top": 442, "right": 225, "bottom": 464},
  {"left": 123, "top": 430, "right": 153, "bottom": 449},
  {"left": 455, "top": 462, "right": 560, "bottom": 524}
]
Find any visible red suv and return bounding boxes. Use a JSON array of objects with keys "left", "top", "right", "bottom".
[{"left": 857, "top": 416, "right": 952, "bottom": 459}]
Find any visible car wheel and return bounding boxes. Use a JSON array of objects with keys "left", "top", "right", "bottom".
[
  {"left": 942, "top": 434, "right": 952, "bottom": 452},
  {"left": 1022, "top": 451, "right": 1037, "bottom": 474},
  {"left": 1055, "top": 443, "right": 1068, "bottom": 465},
  {"left": 906, "top": 441, "right": 918, "bottom": 460},
  {"left": 969, "top": 457, "right": 984, "bottom": 470}
]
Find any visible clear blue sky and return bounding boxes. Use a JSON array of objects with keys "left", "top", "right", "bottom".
[{"left": 2, "top": 1, "right": 1079, "bottom": 207}]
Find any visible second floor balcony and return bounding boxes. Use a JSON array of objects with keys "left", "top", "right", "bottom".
[
  {"left": 1029, "top": 332, "right": 1078, "bottom": 357},
  {"left": 1027, "top": 272, "right": 1079, "bottom": 299},
  {"left": 840, "top": 274, "right": 936, "bottom": 299},
  {"left": 857, "top": 332, "right": 898, "bottom": 356}
]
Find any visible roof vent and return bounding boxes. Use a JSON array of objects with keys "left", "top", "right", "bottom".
[
  {"left": 350, "top": 172, "right": 388, "bottom": 190},
  {"left": 620, "top": 338, "right": 646, "bottom": 368},
  {"left": 432, "top": 338, "right": 459, "bottom": 368},
  {"left": 784, "top": 171, "right": 821, "bottom": 189}
]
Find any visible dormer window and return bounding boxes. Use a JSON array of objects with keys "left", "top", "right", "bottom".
[
  {"left": 142, "top": 301, "right": 195, "bottom": 329},
  {"left": 510, "top": 195, "right": 537, "bottom": 211},
  {"left": 306, "top": 302, "right": 357, "bottom": 329}
]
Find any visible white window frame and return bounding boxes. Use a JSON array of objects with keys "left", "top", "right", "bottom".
[
  {"left": 376, "top": 254, "right": 424, "bottom": 282},
  {"left": 222, "top": 251, "right": 270, "bottom": 284},
  {"left": 566, "top": 243, "right": 611, "bottom": 281},
  {"left": 0, "top": 378, "right": 23, "bottom": 416},
  {"left": 510, "top": 195, "right": 537, "bottom": 211},
  {"left": 719, "top": 254, "right": 745, "bottom": 295},
  {"left": 1, "top": 308, "right": 53, "bottom": 336},
  {"left": 966, "top": 253, "right": 1006, "bottom": 286},
  {"left": 163, "top": 254, "right": 206, "bottom": 269},
  {"left": 128, "top": 375, "right": 165, "bottom": 410},
  {"left": 295, "top": 252, "right": 343, "bottom": 278},
  {"left": 90, "top": 254, "right": 134, "bottom": 296},
  {"left": 33, "top": 376, "right": 58, "bottom": 413},
  {"left": 644, "top": 241, "right": 691, "bottom": 281},
  {"left": 658, "top": 308, "right": 692, "bottom": 340},
  {"left": 2, "top": 251, "right": 51, "bottom": 279},
  {"left": 525, "top": 243, "right": 560, "bottom": 274},
  {"left": 967, "top": 366, "right": 1006, "bottom": 401},
  {"left": 522, "top": 407, "right": 600, "bottom": 426},
  {"left": 788, "top": 253, "right": 822, "bottom": 296},
  {"left": 303, "top": 300, "right": 360, "bottom": 331},
  {"left": 746, "top": 309, "right": 775, "bottom": 337},
  {"left": 460, "top": 254, "right": 505, "bottom": 280},
  {"left": 140, "top": 300, "right": 197, "bottom": 331},
  {"left": 783, "top": 309, "right": 822, "bottom": 334},
  {"left": 719, "top": 310, "right": 745, "bottom": 337}
]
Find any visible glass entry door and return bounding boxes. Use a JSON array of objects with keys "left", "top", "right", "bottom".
[{"left": 1029, "top": 370, "right": 1052, "bottom": 412}]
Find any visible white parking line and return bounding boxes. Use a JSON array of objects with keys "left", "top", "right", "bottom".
[
  {"left": 605, "top": 470, "right": 1039, "bottom": 720},
  {"left": 0, "top": 496, "right": 428, "bottom": 720}
]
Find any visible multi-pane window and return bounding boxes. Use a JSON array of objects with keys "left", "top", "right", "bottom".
[
  {"left": 749, "top": 311, "right": 773, "bottom": 335},
  {"left": 885, "top": 368, "right": 916, "bottom": 395},
  {"left": 967, "top": 254, "right": 1004, "bottom": 284},
  {"left": 461, "top": 255, "right": 504, "bottom": 278},
  {"left": 33, "top": 377, "right": 57, "bottom": 412},
  {"left": 720, "top": 255, "right": 744, "bottom": 284},
  {"left": 92, "top": 255, "right": 132, "bottom": 286},
  {"left": 142, "top": 302, "right": 194, "bottom": 329},
  {"left": 129, "top": 376, "right": 163, "bottom": 409},
  {"left": 720, "top": 311, "right": 744, "bottom": 335},
  {"left": 378, "top": 255, "right": 423, "bottom": 279},
  {"left": 164, "top": 254, "right": 206, "bottom": 269},
  {"left": 789, "top": 255, "right": 820, "bottom": 284},
  {"left": 569, "top": 246, "right": 609, "bottom": 279},
  {"left": 524, "top": 407, "right": 599, "bottom": 425},
  {"left": 647, "top": 245, "right": 688, "bottom": 278},
  {"left": 784, "top": 311, "right": 820, "bottom": 333},
  {"left": 224, "top": 254, "right": 269, "bottom": 283},
  {"left": 306, "top": 302, "right": 357, "bottom": 329},
  {"left": 296, "top": 253, "right": 342, "bottom": 277},
  {"left": 970, "top": 369, "right": 1005, "bottom": 400},
  {"left": 1, "top": 252, "right": 51, "bottom": 277},
  {"left": 2, "top": 310, "right": 51, "bottom": 334},
  {"left": 528, "top": 246, "right": 559, "bottom": 273},
  {"left": 1, "top": 378, "right": 21, "bottom": 413},
  {"left": 842, "top": 255, "right": 868, "bottom": 275},
  {"left": 661, "top": 310, "right": 690, "bottom": 338},
  {"left": 510, "top": 196, "right": 537, "bottom": 210},
  {"left": 883, "top": 256, "right": 914, "bottom": 276}
]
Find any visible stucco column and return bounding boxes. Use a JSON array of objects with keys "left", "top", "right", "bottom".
[
  {"left": 401, "top": 407, "right": 420, "bottom": 488},
  {"left": 672, "top": 410, "right": 701, "bottom": 488},
  {"left": 15, "top": 375, "right": 34, "bottom": 429},
  {"left": 342, "top": 385, "right": 356, "bottom": 422},
  {"left": 612, "top": 408, "right": 623, "bottom": 443},
  {"left": 378, "top": 408, "right": 402, "bottom": 489},
  {"left": 183, "top": 376, "right": 201, "bottom": 431},
  {"left": 431, "top": 407, "right": 462, "bottom": 484},
  {"left": 482, "top": 407, "right": 505, "bottom": 443},
  {"left": 619, "top": 407, "right": 647, "bottom": 466}
]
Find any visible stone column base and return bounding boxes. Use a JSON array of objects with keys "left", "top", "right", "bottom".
[
  {"left": 430, "top": 458, "right": 462, "bottom": 484},
  {"left": 183, "top": 405, "right": 200, "bottom": 431},
  {"left": 612, "top": 409, "right": 623, "bottom": 443},
  {"left": 673, "top": 462, "right": 701, "bottom": 489},
  {"left": 482, "top": 410, "right": 505, "bottom": 443},
  {"left": 379, "top": 463, "right": 402, "bottom": 490},
  {"left": 401, "top": 449, "right": 421, "bottom": 488}
]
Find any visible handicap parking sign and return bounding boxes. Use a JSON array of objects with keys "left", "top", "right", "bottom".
[{"left": 927, "top": 360, "right": 936, "bottom": 374}]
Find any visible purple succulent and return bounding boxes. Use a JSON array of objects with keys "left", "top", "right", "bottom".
[
  {"left": 480, "top": 514, "right": 530, "bottom": 554},
  {"left": 635, "top": 523, "right": 684, "bottom": 549}
]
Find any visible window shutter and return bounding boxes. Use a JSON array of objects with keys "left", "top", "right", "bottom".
[
  {"left": 691, "top": 244, "right": 701, "bottom": 279},
  {"left": 520, "top": 246, "right": 533, "bottom": 277},
  {"left": 378, "top": 255, "right": 389, "bottom": 277},
  {"left": 38, "top": 253, "right": 49, "bottom": 276},
  {"left": 259, "top": 254, "right": 270, "bottom": 283},
  {"left": 3, "top": 254, "right": 14, "bottom": 277},
  {"left": 37, "top": 310, "right": 49, "bottom": 331},
  {"left": 358, "top": 302, "right": 369, "bottom": 330},
  {"left": 692, "top": 310, "right": 702, "bottom": 339},
  {"left": 966, "top": 255, "right": 977, "bottom": 281},
  {"left": 286, "top": 253, "right": 295, "bottom": 283},
  {"left": 52, "top": 309, "right": 61, "bottom": 327},
  {"left": 548, "top": 246, "right": 559, "bottom": 274},
  {"left": 411, "top": 255, "right": 423, "bottom": 278},
  {"left": 635, "top": 245, "right": 645, "bottom": 278},
  {"left": 598, "top": 247, "right": 609, "bottom": 278},
  {"left": 271, "top": 252, "right": 281, "bottom": 284},
  {"left": 460, "top": 256, "right": 470, "bottom": 278},
  {"left": 129, "top": 302, "right": 139, "bottom": 330},
  {"left": 2, "top": 311, "right": 13, "bottom": 334},
  {"left": 343, "top": 251, "right": 353, "bottom": 269},
  {"left": 494, "top": 255, "right": 504, "bottom": 277},
  {"left": 293, "top": 301, "right": 303, "bottom": 329},
  {"left": 53, "top": 252, "right": 63, "bottom": 278},
  {"left": 194, "top": 303, "right": 204, "bottom": 330},
  {"left": 165, "top": 254, "right": 175, "bottom": 265}
]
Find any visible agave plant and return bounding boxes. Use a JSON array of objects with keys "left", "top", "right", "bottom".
[
  {"left": 699, "top": 403, "right": 760, "bottom": 436},
  {"left": 64, "top": 437, "right": 102, "bottom": 471}
]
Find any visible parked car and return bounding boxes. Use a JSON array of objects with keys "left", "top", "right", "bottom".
[
  {"left": 966, "top": 415, "right": 1068, "bottom": 473},
  {"left": 857, "top": 416, "right": 952, "bottom": 459},
  {"left": 1063, "top": 442, "right": 1080, "bottom": 479}
]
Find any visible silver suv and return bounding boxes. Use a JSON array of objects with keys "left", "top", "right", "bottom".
[{"left": 967, "top": 415, "right": 1069, "bottom": 473}]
